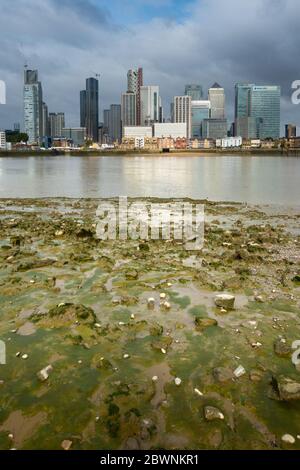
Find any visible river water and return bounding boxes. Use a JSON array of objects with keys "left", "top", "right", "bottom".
[{"left": 0, "top": 155, "right": 299, "bottom": 205}]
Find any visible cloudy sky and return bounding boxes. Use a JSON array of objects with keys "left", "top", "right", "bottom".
[{"left": 0, "top": 0, "right": 299, "bottom": 133}]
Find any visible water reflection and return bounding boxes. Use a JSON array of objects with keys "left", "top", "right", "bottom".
[{"left": 0, "top": 155, "right": 299, "bottom": 205}]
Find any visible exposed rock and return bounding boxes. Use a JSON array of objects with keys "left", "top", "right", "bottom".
[
  {"left": 234, "top": 365, "right": 246, "bottom": 378},
  {"left": 204, "top": 406, "right": 224, "bottom": 422},
  {"left": 161, "top": 301, "right": 171, "bottom": 310},
  {"left": 270, "top": 376, "right": 300, "bottom": 402},
  {"left": 208, "top": 429, "right": 223, "bottom": 448},
  {"left": 215, "top": 294, "right": 235, "bottom": 310},
  {"left": 61, "top": 439, "right": 73, "bottom": 450},
  {"left": 147, "top": 298, "right": 155, "bottom": 309},
  {"left": 281, "top": 434, "right": 295, "bottom": 445},
  {"left": 151, "top": 336, "right": 172, "bottom": 352},
  {"left": 46, "top": 303, "right": 96, "bottom": 325},
  {"left": 149, "top": 323, "right": 163, "bottom": 337},
  {"left": 195, "top": 317, "right": 218, "bottom": 331},
  {"left": 125, "top": 437, "right": 140, "bottom": 450},
  {"left": 249, "top": 370, "right": 264, "bottom": 383},
  {"left": 125, "top": 269, "right": 138, "bottom": 280},
  {"left": 37, "top": 365, "right": 53, "bottom": 382},
  {"left": 213, "top": 367, "right": 233, "bottom": 383},
  {"left": 274, "top": 338, "right": 292, "bottom": 358}
]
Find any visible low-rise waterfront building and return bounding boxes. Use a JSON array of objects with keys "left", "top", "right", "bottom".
[
  {"left": 157, "top": 137, "right": 175, "bottom": 150},
  {"left": 120, "top": 136, "right": 158, "bottom": 151},
  {"left": 216, "top": 136, "right": 242, "bottom": 148}
]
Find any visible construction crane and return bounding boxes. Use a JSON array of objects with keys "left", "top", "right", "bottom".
[{"left": 90, "top": 72, "right": 100, "bottom": 80}]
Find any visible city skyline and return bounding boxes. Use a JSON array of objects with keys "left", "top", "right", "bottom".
[{"left": 0, "top": 0, "right": 299, "bottom": 134}]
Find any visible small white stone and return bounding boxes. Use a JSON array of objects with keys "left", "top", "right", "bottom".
[
  {"left": 118, "top": 322, "right": 125, "bottom": 326},
  {"left": 130, "top": 314, "right": 135, "bottom": 320},
  {"left": 78, "top": 360, "right": 82, "bottom": 365},
  {"left": 95, "top": 323, "right": 101, "bottom": 328},
  {"left": 194, "top": 388, "right": 204, "bottom": 397},
  {"left": 281, "top": 434, "right": 295, "bottom": 445},
  {"left": 152, "top": 376, "right": 158, "bottom": 383},
  {"left": 160, "top": 293, "right": 167, "bottom": 300},
  {"left": 15, "top": 352, "right": 21, "bottom": 358},
  {"left": 8, "top": 434, "right": 14, "bottom": 440},
  {"left": 175, "top": 378, "right": 182, "bottom": 386},
  {"left": 161, "top": 348, "right": 167, "bottom": 355},
  {"left": 21, "top": 354, "right": 28, "bottom": 360},
  {"left": 37, "top": 365, "right": 53, "bottom": 382},
  {"left": 147, "top": 298, "right": 156, "bottom": 308},
  {"left": 162, "top": 301, "right": 171, "bottom": 310},
  {"left": 167, "top": 283, "right": 172, "bottom": 287},
  {"left": 234, "top": 365, "right": 246, "bottom": 378},
  {"left": 123, "top": 354, "right": 130, "bottom": 359}
]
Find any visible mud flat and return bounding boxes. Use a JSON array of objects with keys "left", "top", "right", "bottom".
[{"left": 0, "top": 198, "right": 300, "bottom": 450}]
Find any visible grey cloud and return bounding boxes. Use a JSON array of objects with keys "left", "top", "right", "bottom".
[{"left": 0, "top": 0, "right": 300, "bottom": 132}]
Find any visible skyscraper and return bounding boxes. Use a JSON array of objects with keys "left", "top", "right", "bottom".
[
  {"left": 250, "top": 86, "right": 281, "bottom": 140},
  {"left": 285, "top": 124, "right": 297, "bottom": 139},
  {"left": 80, "top": 90, "right": 87, "bottom": 128},
  {"left": 173, "top": 96, "right": 192, "bottom": 139},
  {"left": 23, "top": 68, "right": 43, "bottom": 144},
  {"left": 202, "top": 119, "right": 228, "bottom": 139},
  {"left": 235, "top": 83, "right": 258, "bottom": 139},
  {"left": 191, "top": 100, "right": 211, "bottom": 138},
  {"left": 140, "top": 86, "right": 161, "bottom": 126},
  {"left": 185, "top": 84, "right": 203, "bottom": 101},
  {"left": 42, "top": 102, "right": 49, "bottom": 137},
  {"left": 235, "top": 83, "right": 253, "bottom": 121},
  {"left": 208, "top": 83, "right": 225, "bottom": 119},
  {"left": 235, "top": 83, "right": 281, "bottom": 139},
  {"left": 121, "top": 93, "right": 137, "bottom": 128},
  {"left": 127, "top": 68, "right": 143, "bottom": 125},
  {"left": 49, "top": 113, "right": 65, "bottom": 137},
  {"left": 109, "top": 104, "right": 122, "bottom": 143},
  {"left": 85, "top": 77, "right": 99, "bottom": 142}
]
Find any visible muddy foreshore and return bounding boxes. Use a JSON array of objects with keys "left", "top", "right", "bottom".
[{"left": 0, "top": 198, "right": 300, "bottom": 450}]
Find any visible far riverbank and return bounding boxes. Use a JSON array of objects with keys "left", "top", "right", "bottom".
[{"left": 1, "top": 148, "right": 300, "bottom": 158}]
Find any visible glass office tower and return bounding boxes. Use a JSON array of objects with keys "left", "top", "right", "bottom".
[
  {"left": 85, "top": 77, "right": 99, "bottom": 142},
  {"left": 250, "top": 86, "right": 281, "bottom": 139},
  {"left": 185, "top": 84, "right": 203, "bottom": 101},
  {"left": 191, "top": 101, "right": 210, "bottom": 138}
]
